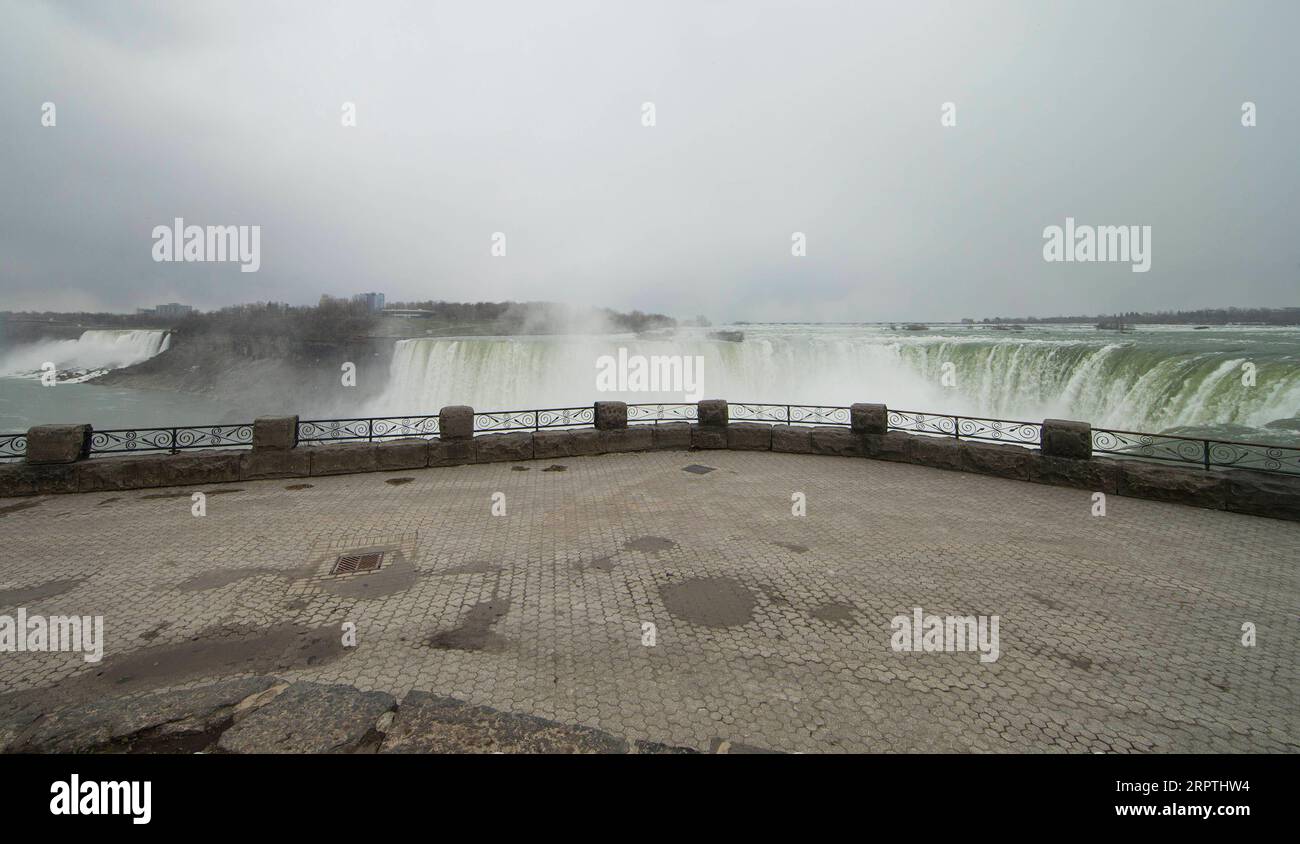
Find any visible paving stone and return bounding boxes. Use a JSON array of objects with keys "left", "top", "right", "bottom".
[{"left": 0, "top": 450, "right": 1295, "bottom": 754}]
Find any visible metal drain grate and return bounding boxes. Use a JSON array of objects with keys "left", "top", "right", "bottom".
[{"left": 333, "top": 552, "right": 384, "bottom": 574}]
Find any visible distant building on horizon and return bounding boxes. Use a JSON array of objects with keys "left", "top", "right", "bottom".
[
  {"left": 136, "top": 302, "right": 194, "bottom": 318},
  {"left": 352, "top": 292, "right": 385, "bottom": 312}
]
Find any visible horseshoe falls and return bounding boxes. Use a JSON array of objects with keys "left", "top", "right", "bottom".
[{"left": 373, "top": 324, "right": 1300, "bottom": 444}]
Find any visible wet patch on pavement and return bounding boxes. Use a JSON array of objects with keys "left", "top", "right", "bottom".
[
  {"left": 384, "top": 477, "right": 415, "bottom": 486},
  {"left": 573, "top": 554, "right": 616, "bottom": 572},
  {"left": 429, "top": 597, "right": 511, "bottom": 652},
  {"left": 660, "top": 577, "right": 757, "bottom": 628},
  {"left": 623, "top": 536, "right": 677, "bottom": 554},
  {"left": 175, "top": 567, "right": 307, "bottom": 591},
  {"left": 0, "top": 577, "right": 85, "bottom": 608},
  {"left": 0, "top": 500, "right": 43, "bottom": 517},
  {"left": 809, "top": 602, "right": 857, "bottom": 625}
]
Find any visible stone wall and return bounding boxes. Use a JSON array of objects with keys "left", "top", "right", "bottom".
[{"left": 3, "top": 401, "right": 1297, "bottom": 522}]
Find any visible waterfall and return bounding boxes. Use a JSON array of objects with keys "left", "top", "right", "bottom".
[
  {"left": 371, "top": 326, "right": 1300, "bottom": 439},
  {"left": 0, "top": 329, "right": 172, "bottom": 377}
]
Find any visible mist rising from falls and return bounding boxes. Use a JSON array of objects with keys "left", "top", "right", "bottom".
[
  {"left": 0, "top": 329, "right": 171, "bottom": 376},
  {"left": 372, "top": 326, "right": 1300, "bottom": 439}
]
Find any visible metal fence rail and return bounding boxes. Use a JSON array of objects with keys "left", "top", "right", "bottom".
[
  {"left": 627, "top": 403, "right": 697, "bottom": 424},
  {"left": 298, "top": 415, "right": 440, "bottom": 444},
  {"left": 0, "top": 433, "right": 27, "bottom": 460},
  {"left": 887, "top": 409, "right": 1042, "bottom": 444},
  {"left": 2, "top": 404, "right": 1298, "bottom": 476},
  {"left": 89, "top": 425, "right": 253, "bottom": 456},
  {"left": 474, "top": 406, "right": 594, "bottom": 433},
  {"left": 729, "top": 403, "right": 851, "bottom": 426},
  {"left": 1092, "top": 428, "right": 1300, "bottom": 474}
]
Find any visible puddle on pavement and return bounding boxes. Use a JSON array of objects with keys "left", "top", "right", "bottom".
[
  {"left": 772, "top": 541, "right": 809, "bottom": 553},
  {"left": 809, "top": 602, "right": 857, "bottom": 625},
  {"left": 0, "top": 500, "right": 43, "bottom": 517},
  {"left": 0, "top": 577, "right": 85, "bottom": 608},
  {"left": 175, "top": 567, "right": 308, "bottom": 592},
  {"left": 283, "top": 483, "right": 313, "bottom": 491},
  {"left": 660, "top": 577, "right": 756, "bottom": 628},
  {"left": 384, "top": 477, "right": 415, "bottom": 486},
  {"left": 623, "top": 536, "right": 677, "bottom": 554},
  {"left": 573, "top": 554, "right": 616, "bottom": 572},
  {"left": 429, "top": 597, "right": 511, "bottom": 652},
  {"left": 0, "top": 622, "right": 351, "bottom": 710}
]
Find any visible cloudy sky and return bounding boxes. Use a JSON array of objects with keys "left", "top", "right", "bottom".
[{"left": 1, "top": 0, "right": 1296, "bottom": 321}]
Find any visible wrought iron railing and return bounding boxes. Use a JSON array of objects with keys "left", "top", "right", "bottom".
[
  {"left": 1, "top": 403, "right": 1297, "bottom": 476},
  {"left": 1092, "top": 428, "right": 1300, "bottom": 475},
  {"left": 474, "top": 406, "right": 594, "bottom": 433},
  {"left": 298, "top": 415, "right": 440, "bottom": 444},
  {"left": 887, "top": 409, "right": 1041, "bottom": 444},
  {"left": 89, "top": 425, "right": 253, "bottom": 456},
  {"left": 627, "top": 403, "right": 698, "bottom": 424},
  {"left": 729, "top": 403, "right": 851, "bottom": 426},
  {"left": 0, "top": 433, "right": 27, "bottom": 460}
]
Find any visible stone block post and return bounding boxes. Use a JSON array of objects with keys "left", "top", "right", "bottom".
[
  {"left": 1041, "top": 419, "right": 1092, "bottom": 460},
  {"left": 252, "top": 416, "right": 299, "bottom": 450},
  {"left": 696, "top": 399, "right": 728, "bottom": 427},
  {"left": 594, "top": 401, "right": 628, "bottom": 430},
  {"left": 24, "top": 424, "right": 91, "bottom": 464},
  {"left": 850, "top": 403, "right": 888, "bottom": 435},
  {"left": 438, "top": 406, "right": 475, "bottom": 440}
]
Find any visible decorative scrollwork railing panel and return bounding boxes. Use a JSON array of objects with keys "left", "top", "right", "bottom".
[
  {"left": 298, "top": 416, "right": 441, "bottom": 444},
  {"left": 626, "top": 403, "right": 698, "bottom": 424},
  {"left": 89, "top": 425, "right": 253, "bottom": 455},
  {"left": 0, "top": 434, "right": 27, "bottom": 460},
  {"left": 888, "top": 410, "right": 1039, "bottom": 444},
  {"left": 788, "top": 405, "right": 851, "bottom": 426},
  {"left": 474, "top": 406, "right": 593, "bottom": 433},
  {"left": 1093, "top": 429, "right": 1300, "bottom": 475}
]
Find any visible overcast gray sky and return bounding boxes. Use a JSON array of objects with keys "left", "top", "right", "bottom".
[{"left": 1, "top": 0, "right": 1296, "bottom": 321}]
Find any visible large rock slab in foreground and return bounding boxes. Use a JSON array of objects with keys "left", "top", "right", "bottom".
[
  {"left": 381, "top": 691, "right": 629, "bottom": 754},
  {"left": 217, "top": 681, "right": 396, "bottom": 753},
  {"left": 6, "top": 676, "right": 282, "bottom": 753}
]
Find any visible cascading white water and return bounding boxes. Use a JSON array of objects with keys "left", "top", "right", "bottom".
[
  {"left": 371, "top": 325, "right": 1300, "bottom": 440},
  {"left": 0, "top": 329, "right": 171, "bottom": 376}
]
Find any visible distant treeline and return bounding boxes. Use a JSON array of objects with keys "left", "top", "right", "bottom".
[
  {"left": 971, "top": 307, "right": 1300, "bottom": 326},
  {"left": 2, "top": 299, "right": 677, "bottom": 341}
]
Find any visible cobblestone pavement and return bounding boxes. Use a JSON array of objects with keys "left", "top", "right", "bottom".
[{"left": 1, "top": 450, "right": 1297, "bottom": 752}]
